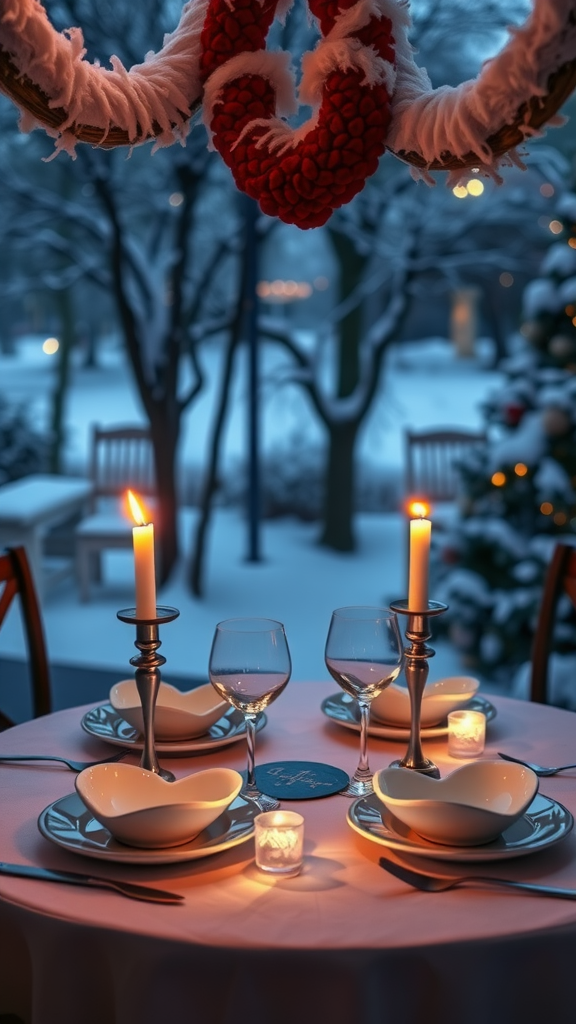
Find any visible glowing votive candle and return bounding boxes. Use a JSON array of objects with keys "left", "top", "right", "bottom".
[
  {"left": 447, "top": 710, "right": 486, "bottom": 758},
  {"left": 254, "top": 811, "right": 304, "bottom": 877}
]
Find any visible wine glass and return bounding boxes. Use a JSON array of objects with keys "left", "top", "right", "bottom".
[
  {"left": 325, "top": 606, "right": 403, "bottom": 798},
  {"left": 209, "top": 617, "right": 292, "bottom": 811}
]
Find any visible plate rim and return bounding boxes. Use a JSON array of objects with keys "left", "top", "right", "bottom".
[
  {"left": 81, "top": 703, "right": 266, "bottom": 755},
  {"left": 347, "top": 791, "right": 573, "bottom": 862},
  {"left": 321, "top": 692, "right": 496, "bottom": 740},
  {"left": 38, "top": 791, "right": 256, "bottom": 865}
]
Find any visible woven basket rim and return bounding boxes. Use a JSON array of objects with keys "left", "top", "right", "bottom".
[{"left": 0, "top": 43, "right": 574, "bottom": 166}]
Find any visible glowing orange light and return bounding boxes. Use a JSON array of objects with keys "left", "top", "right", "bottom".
[
  {"left": 408, "top": 499, "right": 430, "bottom": 518},
  {"left": 540, "top": 502, "right": 553, "bottom": 515},
  {"left": 491, "top": 472, "right": 506, "bottom": 487},
  {"left": 554, "top": 512, "right": 567, "bottom": 526},
  {"left": 126, "top": 490, "right": 150, "bottom": 527},
  {"left": 514, "top": 463, "right": 528, "bottom": 477}
]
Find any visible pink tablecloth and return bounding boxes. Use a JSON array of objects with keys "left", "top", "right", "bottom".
[{"left": 1, "top": 683, "right": 576, "bottom": 1024}]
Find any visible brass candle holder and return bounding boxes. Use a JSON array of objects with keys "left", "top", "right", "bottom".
[
  {"left": 388, "top": 599, "right": 448, "bottom": 779},
  {"left": 117, "top": 605, "right": 180, "bottom": 782}
]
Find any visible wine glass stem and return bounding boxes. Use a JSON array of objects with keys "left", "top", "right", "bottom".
[
  {"left": 356, "top": 700, "right": 371, "bottom": 779},
  {"left": 245, "top": 712, "right": 258, "bottom": 792}
]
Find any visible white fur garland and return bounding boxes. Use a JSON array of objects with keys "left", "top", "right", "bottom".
[
  {"left": 0, "top": 0, "right": 209, "bottom": 154},
  {"left": 388, "top": 0, "right": 576, "bottom": 178},
  {"left": 0, "top": 0, "right": 574, "bottom": 177}
]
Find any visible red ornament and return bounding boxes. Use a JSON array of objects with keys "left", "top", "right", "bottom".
[
  {"left": 199, "top": 0, "right": 396, "bottom": 228},
  {"left": 503, "top": 402, "right": 525, "bottom": 427},
  {"left": 441, "top": 546, "right": 460, "bottom": 566}
]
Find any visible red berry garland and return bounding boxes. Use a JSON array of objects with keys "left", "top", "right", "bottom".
[{"left": 199, "top": 0, "right": 396, "bottom": 229}]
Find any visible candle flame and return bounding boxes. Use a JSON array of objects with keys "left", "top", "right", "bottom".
[
  {"left": 407, "top": 499, "right": 430, "bottom": 519},
  {"left": 126, "top": 489, "right": 150, "bottom": 527}
]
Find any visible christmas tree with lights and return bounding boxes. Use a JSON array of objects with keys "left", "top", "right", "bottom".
[{"left": 436, "top": 188, "right": 576, "bottom": 694}]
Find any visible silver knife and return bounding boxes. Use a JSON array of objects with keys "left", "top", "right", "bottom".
[{"left": 0, "top": 861, "right": 184, "bottom": 904}]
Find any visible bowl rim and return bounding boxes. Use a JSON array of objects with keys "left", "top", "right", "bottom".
[
  {"left": 373, "top": 761, "right": 539, "bottom": 818},
  {"left": 384, "top": 676, "right": 480, "bottom": 701},
  {"left": 109, "top": 679, "right": 228, "bottom": 716},
  {"left": 75, "top": 764, "right": 243, "bottom": 820}
]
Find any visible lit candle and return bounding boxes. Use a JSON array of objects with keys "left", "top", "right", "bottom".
[
  {"left": 408, "top": 501, "right": 431, "bottom": 611},
  {"left": 127, "top": 490, "right": 156, "bottom": 620},
  {"left": 448, "top": 710, "right": 486, "bottom": 758},
  {"left": 254, "top": 811, "right": 304, "bottom": 877}
]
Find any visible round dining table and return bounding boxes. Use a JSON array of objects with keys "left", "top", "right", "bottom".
[{"left": 1, "top": 681, "right": 576, "bottom": 1024}]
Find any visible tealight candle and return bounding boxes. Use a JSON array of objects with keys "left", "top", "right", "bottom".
[
  {"left": 447, "top": 709, "right": 486, "bottom": 758},
  {"left": 254, "top": 811, "right": 304, "bottom": 877}
]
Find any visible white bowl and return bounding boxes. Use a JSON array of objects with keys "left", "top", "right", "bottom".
[
  {"left": 371, "top": 676, "right": 480, "bottom": 727},
  {"left": 373, "top": 761, "right": 539, "bottom": 846},
  {"left": 109, "top": 680, "right": 228, "bottom": 740},
  {"left": 76, "top": 763, "right": 243, "bottom": 848}
]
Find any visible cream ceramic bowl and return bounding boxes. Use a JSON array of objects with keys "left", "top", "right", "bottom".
[
  {"left": 76, "top": 762, "right": 243, "bottom": 848},
  {"left": 109, "top": 680, "right": 228, "bottom": 740},
  {"left": 371, "top": 676, "right": 480, "bottom": 728},
  {"left": 373, "top": 761, "right": 539, "bottom": 846}
]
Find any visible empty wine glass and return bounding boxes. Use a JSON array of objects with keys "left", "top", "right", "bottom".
[
  {"left": 209, "top": 617, "right": 292, "bottom": 811},
  {"left": 325, "top": 606, "right": 403, "bottom": 798}
]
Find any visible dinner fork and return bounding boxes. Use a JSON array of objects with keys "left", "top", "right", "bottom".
[
  {"left": 498, "top": 752, "right": 576, "bottom": 776},
  {"left": 379, "top": 857, "right": 576, "bottom": 899},
  {"left": 0, "top": 862, "right": 183, "bottom": 904},
  {"left": 0, "top": 749, "right": 130, "bottom": 772}
]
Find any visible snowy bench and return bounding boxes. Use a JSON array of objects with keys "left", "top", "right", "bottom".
[{"left": 0, "top": 475, "right": 93, "bottom": 599}]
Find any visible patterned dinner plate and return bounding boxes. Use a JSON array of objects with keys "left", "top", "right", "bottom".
[
  {"left": 38, "top": 792, "right": 257, "bottom": 865},
  {"left": 81, "top": 703, "right": 266, "bottom": 756},
  {"left": 321, "top": 692, "right": 496, "bottom": 741},
  {"left": 348, "top": 792, "right": 573, "bottom": 862}
]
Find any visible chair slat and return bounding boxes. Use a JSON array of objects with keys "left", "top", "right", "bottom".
[
  {"left": 0, "top": 546, "right": 52, "bottom": 729},
  {"left": 530, "top": 544, "right": 576, "bottom": 704},
  {"left": 405, "top": 428, "right": 486, "bottom": 503}
]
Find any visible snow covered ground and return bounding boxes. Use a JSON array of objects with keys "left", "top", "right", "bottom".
[
  {"left": 3, "top": 332, "right": 501, "bottom": 486},
  {"left": 0, "top": 332, "right": 505, "bottom": 697}
]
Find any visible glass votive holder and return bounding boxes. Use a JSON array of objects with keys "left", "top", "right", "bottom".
[
  {"left": 254, "top": 810, "right": 304, "bottom": 877},
  {"left": 447, "top": 709, "right": 486, "bottom": 758}
]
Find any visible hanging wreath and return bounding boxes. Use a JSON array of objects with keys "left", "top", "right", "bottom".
[{"left": 1, "top": 0, "right": 576, "bottom": 222}]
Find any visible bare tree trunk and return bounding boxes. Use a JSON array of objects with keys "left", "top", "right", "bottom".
[
  {"left": 318, "top": 278, "right": 412, "bottom": 552},
  {"left": 49, "top": 289, "right": 75, "bottom": 475},
  {"left": 319, "top": 229, "right": 368, "bottom": 551},
  {"left": 319, "top": 420, "right": 360, "bottom": 551},
  {"left": 189, "top": 273, "right": 246, "bottom": 597},
  {"left": 149, "top": 409, "right": 180, "bottom": 585},
  {"left": 328, "top": 228, "right": 368, "bottom": 398}
]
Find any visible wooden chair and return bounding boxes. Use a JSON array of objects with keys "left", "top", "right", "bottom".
[
  {"left": 530, "top": 543, "right": 576, "bottom": 704},
  {"left": 75, "top": 425, "right": 156, "bottom": 602},
  {"left": 0, "top": 545, "right": 51, "bottom": 730},
  {"left": 405, "top": 428, "right": 487, "bottom": 505}
]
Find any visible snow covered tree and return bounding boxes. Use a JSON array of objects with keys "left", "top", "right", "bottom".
[
  {"left": 0, "top": 0, "right": 242, "bottom": 583},
  {"left": 261, "top": 154, "right": 560, "bottom": 552},
  {"left": 259, "top": 0, "right": 560, "bottom": 553},
  {"left": 436, "top": 185, "right": 576, "bottom": 681}
]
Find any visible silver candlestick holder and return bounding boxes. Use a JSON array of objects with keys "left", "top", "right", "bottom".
[
  {"left": 117, "top": 605, "right": 180, "bottom": 782},
  {"left": 388, "top": 599, "right": 448, "bottom": 779}
]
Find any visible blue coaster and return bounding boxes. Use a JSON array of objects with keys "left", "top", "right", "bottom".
[{"left": 253, "top": 761, "right": 349, "bottom": 800}]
